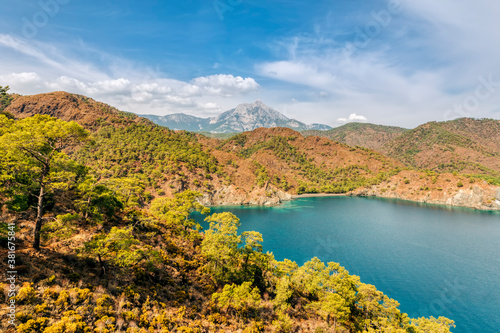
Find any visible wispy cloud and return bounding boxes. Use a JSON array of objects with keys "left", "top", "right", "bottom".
[
  {"left": 0, "top": 34, "right": 260, "bottom": 116},
  {"left": 254, "top": 1, "right": 500, "bottom": 127}
]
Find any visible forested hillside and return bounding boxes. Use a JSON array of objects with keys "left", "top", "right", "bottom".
[
  {"left": 382, "top": 118, "right": 500, "bottom": 184},
  {"left": 302, "top": 123, "right": 408, "bottom": 151},
  {"left": 4, "top": 91, "right": 405, "bottom": 205},
  {"left": 0, "top": 112, "right": 455, "bottom": 332}
]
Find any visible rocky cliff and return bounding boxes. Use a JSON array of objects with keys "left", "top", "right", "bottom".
[{"left": 351, "top": 170, "right": 500, "bottom": 211}]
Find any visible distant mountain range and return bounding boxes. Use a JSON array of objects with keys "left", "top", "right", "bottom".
[
  {"left": 4, "top": 91, "right": 499, "bottom": 209},
  {"left": 4, "top": 91, "right": 499, "bottom": 184},
  {"left": 141, "top": 101, "right": 332, "bottom": 133},
  {"left": 303, "top": 119, "right": 500, "bottom": 179}
]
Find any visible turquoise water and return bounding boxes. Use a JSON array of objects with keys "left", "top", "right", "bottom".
[{"left": 197, "top": 197, "right": 500, "bottom": 333}]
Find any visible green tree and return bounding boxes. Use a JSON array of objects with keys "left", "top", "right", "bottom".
[
  {"left": 201, "top": 212, "right": 242, "bottom": 284},
  {"left": 410, "top": 316, "right": 455, "bottom": 333},
  {"left": 150, "top": 190, "right": 209, "bottom": 232},
  {"left": 212, "top": 281, "right": 261, "bottom": 321},
  {"left": 75, "top": 176, "right": 124, "bottom": 222},
  {"left": 0, "top": 85, "right": 14, "bottom": 117},
  {"left": 240, "top": 230, "right": 266, "bottom": 284},
  {"left": 82, "top": 226, "right": 142, "bottom": 276},
  {"left": 0, "top": 115, "right": 90, "bottom": 249}
]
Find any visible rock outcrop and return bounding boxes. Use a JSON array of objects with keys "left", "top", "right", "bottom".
[
  {"left": 351, "top": 172, "right": 500, "bottom": 211},
  {"left": 198, "top": 185, "right": 292, "bottom": 206}
]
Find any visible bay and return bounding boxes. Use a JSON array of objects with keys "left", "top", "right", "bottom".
[{"left": 197, "top": 196, "right": 500, "bottom": 333}]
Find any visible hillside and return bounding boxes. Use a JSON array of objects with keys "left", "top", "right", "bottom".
[
  {"left": 0, "top": 92, "right": 457, "bottom": 332},
  {"left": 382, "top": 118, "right": 500, "bottom": 180},
  {"left": 302, "top": 122, "right": 408, "bottom": 151},
  {"left": 4, "top": 91, "right": 500, "bottom": 212},
  {"left": 4, "top": 92, "right": 404, "bottom": 206},
  {"left": 142, "top": 101, "right": 332, "bottom": 133}
]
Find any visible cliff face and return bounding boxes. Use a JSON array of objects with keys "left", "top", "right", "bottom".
[
  {"left": 198, "top": 185, "right": 292, "bottom": 206},
  {"left": 351, "top": 170, "right": 500, "bottom": 211}
]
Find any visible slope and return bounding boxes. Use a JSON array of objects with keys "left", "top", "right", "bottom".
[
  {"left": 302, "top": 122, "right": 408, "bottom": 151},
  {"left": 4, "top": 91, "right": 499, "bottom": 211},
  {"left": 382, "top": 118, "right": 500, "bottom": 180}
]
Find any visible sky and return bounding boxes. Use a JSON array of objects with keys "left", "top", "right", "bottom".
[{"left": 1, "top": 0, "right": 500, "bottom": 128}]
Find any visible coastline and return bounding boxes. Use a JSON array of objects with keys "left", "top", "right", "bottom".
[{"left": 291, "top": 193, "right": 346, "bottom": 199}]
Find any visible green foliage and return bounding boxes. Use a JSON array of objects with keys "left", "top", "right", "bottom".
[
  {"left": 43, "top": 311, "right": 91, "bottom": 333},
  {"left": 212, "top": 282, "right": 261, "bottom": 319},
  {"left": 16, "top": 317, "right": 49, "bottom": 333},
  {"left": 272, "top": 311, "right": 294, "bottom": 333},
  {"left": 75, "top": 178, "right": 124, "bottom": 222},
  {"left": 410, "top": 316, "right": 456, "bottom": 332},
  {"left": 0, "top": 85, "right": 13, "bottom": 116},
  {"left": 83, "top": 226, "right": 143, "bottom": 274},
  {"left": 150, "top": 190, "right": 209, "bottom": 231},
  {"left": 0, "top": 115, "right": 90, "bottom": 248},
  {"left": 201, "top": 212, "right": 242, "bottom": 285},
  {"left": 252, "top": 161, "right": 269, "bottom": 188},
  {"left": 41, "top": 213, "right": 79, "bottom": 241},
  {"left": 16, "top": 283, "right": 37, "bottom": 305},
  {"left": 73, "top": 123, "right": 221, "bottom": 188}
]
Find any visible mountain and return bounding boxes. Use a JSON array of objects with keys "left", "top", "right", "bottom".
[
  {"left": 302, "top": 122, "right": 408, "bottom": 151},
  {"left": 3, "top": 92, "right": 401, "bottom": 204},
  {"left": 382, "top": 118, "right": 500, "bottom": 178},
  {"left": 142, "top": 113, "right": 210, "bottom": 131},
  {"left": 142, "top": 100, "right": 332, "bottom": 133},
  {"left": 4, "top": 91, "right": 499, "bottom": 210},
  {"left": 1, "top": 94, "right": 461, "bottom": 333}
]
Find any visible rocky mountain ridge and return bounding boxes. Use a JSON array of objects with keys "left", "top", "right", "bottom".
[
  {"left": 142, "top": 100, "right": 332, "bottom": 133},
  {"left": 4, "top": 91, "right": 499, "bottom": 210}
]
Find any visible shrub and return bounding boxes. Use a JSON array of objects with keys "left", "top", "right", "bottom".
[
  {"left": 16, "top": 317, "right": 49, "bottom": 333},
  {"left": 16, "top": 283, "right": 36, "bottom": 305},
  {"left": 43, "top": 311, "right": 91, "bottom": 333}
]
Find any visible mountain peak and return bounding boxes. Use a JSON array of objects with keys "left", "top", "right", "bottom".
[{"left": 143, "top": 101, "right": 332, "bottom": 133}]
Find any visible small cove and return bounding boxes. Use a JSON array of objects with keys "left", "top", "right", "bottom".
[{"left": 196, "top": 196, "right": 500, "bottom": 333}]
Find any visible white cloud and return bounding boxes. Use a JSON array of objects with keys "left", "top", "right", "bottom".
[
  {"left": 254, "top": 1, "right": 500, "bottom": 127},
  {"left": 256, "top": 61, "right": 335, "bottom": 89},
  {"left": 0, "top": 72, "right": 41, "bottom": 84},
  {"left": 0, "top": 34, "right": 261, "bottom": 116},
  {"left": 191, "top": 74, "right": 259, "bottom": 96},
  {"left": 337, "top": 113, "right": 368, "bottom": 123}
]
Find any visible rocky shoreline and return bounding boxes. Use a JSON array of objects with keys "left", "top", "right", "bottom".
[
  {"left": 198, "top": 183, "right": 500, "bottom": 211},
  {"left": 350, "top": 185, "right": 500, "bottom": 211}
]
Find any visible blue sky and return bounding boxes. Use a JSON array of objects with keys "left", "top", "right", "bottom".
[{"left": 1, "top": 0, "right": 500, "bottom": 128}]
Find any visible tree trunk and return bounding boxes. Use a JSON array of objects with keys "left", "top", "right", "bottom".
[
  {"left": 98, "top": 254, "right": 106, "bottom": 277},
  {"left": 33, "top": 162, "right": 49, "bottom": 250},
  {"left": 33, "top": 184, "right": 45, "bottom": 250}
]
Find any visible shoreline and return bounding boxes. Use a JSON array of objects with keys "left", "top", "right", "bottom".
[{"left": 291, "top": 193, "right": 347, "bottom": 199}]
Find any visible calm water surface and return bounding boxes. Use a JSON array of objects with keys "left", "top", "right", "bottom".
[{"left": 198, "top": 197, "right": 500, "bottom": 333}]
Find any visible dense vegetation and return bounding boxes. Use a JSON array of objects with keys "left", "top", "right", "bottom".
[
  {"left": 73, "top": 123, "right": 223, "bottom": 189},
  {"left": 302, "top": 123, "right": 408, "bottom": 151},
  {"left": 382, "top": 119, "right": 500, "bottom": 184},
  {"left": 219, "top": 132, "right": 402, "bottom": 194},
  {"left": 0, "top": 115, "right": 456, "bottom": 332}
]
